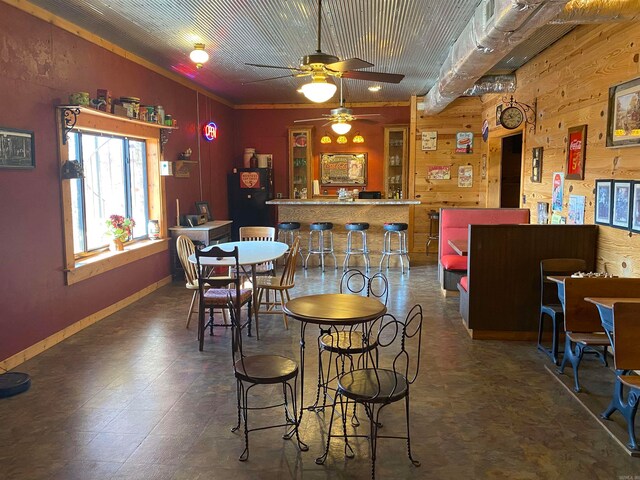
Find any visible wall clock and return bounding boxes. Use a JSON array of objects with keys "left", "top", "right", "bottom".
[{"left": 500, "top": 106, "right": 524, "bottom": 130}]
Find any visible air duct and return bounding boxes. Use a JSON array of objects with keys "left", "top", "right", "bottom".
[
  {"left": 423, "top": 0, "right": 569, "bottom": 115},
  {"left": 462, "top": 74, "right": 517, "bottom": 96},
  {"left": 554, "top": 0, "right": 640, "bottom": 23}
]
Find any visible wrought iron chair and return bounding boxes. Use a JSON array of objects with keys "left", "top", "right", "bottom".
[
  {"left": 601, "top": 302, "right": 640, "bottom": 450},
  {"left": 255, "top": 237, "right": 300, "bottom": 330},
  {"left": 537, "top": 258, "right": 587, "bottom": 365},
  {"left": 227, "top": 296, "right": 308, "bottom": 461},
  {"left": 195, "top": 245, "right": 253, "bottom": 351},
  {"left": 311, "top": 269, "right": 389, "bottom": 419},
  {"left": 316, "top": 305, "right": 424, "bottom": 479}
]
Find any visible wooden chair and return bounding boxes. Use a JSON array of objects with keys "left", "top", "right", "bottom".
[
  {"left": 239, "top": 226, "right": 276, "bottom": 276},
  {"left": 558, "top": 277, "right": 640, "bottom": 392},
  {"left": 195, "top": 245, "right": 253, "bottom": 351},
  {"left": 176, "top": 235, "right": 200, "bottom": 329},
  {"left": 316, "top": 305, "right": 423, "bottom": 479},
  {"left": 227, "top": 297, "right": 308, "bottom": 461},
  {"left": 255, "top": 237, "right": 300, "bottom": 330},
  {"left": 602, "top": 302, "right": 640, "bottom": 450},
  {"left": 537, "top": 258, "right": 587, "bottom": 365}
]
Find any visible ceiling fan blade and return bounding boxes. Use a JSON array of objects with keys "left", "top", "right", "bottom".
[
  {"left": 326, "top": 57, "right": 373, "bottom": 72},
  {"left": 242, "top": 74, "right": 297, "bottom": 85},
  {"left": 341, "top": 70, "right": 404, "bottom": 84},
  {"left": 352, "top": 114, "right": 381, "bottom": 118},
  {"left": 245, "top": 63, "right": 301, "bottom": 71},
  {"left": 293, "top": 117, "right": 330, "bottom": 123}
]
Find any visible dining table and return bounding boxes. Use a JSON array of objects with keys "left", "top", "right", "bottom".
[
  {"left": 188, "top": 240, "right": 289, "bottom": 340},
  {"left": 283, "top": 293, "right": 387, "bottom": 423},
  {"left": 447, "top": 238, "right": 468, "bottom": 256}
]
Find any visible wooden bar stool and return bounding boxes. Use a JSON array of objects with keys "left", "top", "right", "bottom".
[
  {"left": 343, "top": 222, "right": 370, "bottom": 271},
  {"left": 304, "top": 222, "right": 337, "bottom": 272},
  {"left": 379, "top": 222, "right": 410, "bottom": 274}
]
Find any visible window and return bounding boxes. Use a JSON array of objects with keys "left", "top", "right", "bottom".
[{"left": 69, "top": 132, "right": 149, "bottom": 255}]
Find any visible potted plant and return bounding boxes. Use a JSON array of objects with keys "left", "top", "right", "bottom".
[{"left": 105, "top": 214, "right": 135, "bottom": 251}]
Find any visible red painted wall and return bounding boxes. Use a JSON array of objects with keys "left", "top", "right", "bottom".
[
  {"left": 0, "top": 3, "right": 234, "bottom": 362},
  {"left": 233, "top": 106, "right": 409, "bottom": 197}
]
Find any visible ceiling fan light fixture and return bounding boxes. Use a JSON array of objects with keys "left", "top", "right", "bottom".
[
  {"left": 320, "top": 132, "right": 332, "bottom": 144},
  {"left": 368, "top": 85, "right": 382, "bottom": 92},
  {"left": 300, "top": 77, "right": 337, "bottom": 103},
  {"left": 190, "top": 43, "right": 209, "bottom": 68},
  {"left": 353, "top": 132, "right": 365, "bottom": 143},
  {"left": 331, "top": 121, "right": 351, "bottom": 135}
]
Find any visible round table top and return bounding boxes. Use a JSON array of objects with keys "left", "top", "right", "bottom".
[
  {"left": 188, "top": 240, "right": 288, "bottom": 266},
  {"left": 283, "top": 293, "right": 387, "bottom": 325}
]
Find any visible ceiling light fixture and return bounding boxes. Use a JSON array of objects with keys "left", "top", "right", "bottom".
[
  {"left": 300, "top": 74, "right": 337, "bottom": 103},
  {"left": 331, "top": 121, "right": 351, "bottom": 135},
  {"left": 336, "top": 135, "right": 348, "bottom": 144},
  {"left": 352, "top": 132, "right": 365, "bottom": 143},
  {"left": 320, "top": 132, "right": 332, "bottom": 144},
  {"left": 368, "top": 85, "right": 382, "bottom": 92},
  {"left": 189, "top": 43, "right": 209, "bottom": 69}
]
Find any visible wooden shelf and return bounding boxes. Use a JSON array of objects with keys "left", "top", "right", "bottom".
[{"left": 57, "top": 105, "right": 178, "bottom": 130}]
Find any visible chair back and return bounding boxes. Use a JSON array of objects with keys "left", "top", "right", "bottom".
[
  {"left": 279, "top": 237, "right": 300, "bottom": 287},
  {"left": 612, "top": 302, "right": 640, "bottom": 371},
  {"left": 362, "top": 304, "right": 424, "bottom": 402},
  {"left": 340, "top": 269, "right": 389, "bottom": 306},
  {"left": 195, "top": 245, "right": 241, "bottom": 316},
  {"left": 176, "top": 235, "right": 199, "bottom": 286},
  {"left": 239, "top": 226, "right": 276, "bottom": 273},
  {"left": 540, "top": 258, "right": 587, "bottom": 307}
]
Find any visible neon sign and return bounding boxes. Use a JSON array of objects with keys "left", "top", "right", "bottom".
[{"left": 202, "top": 122, "right": 217, "bottom": 141}]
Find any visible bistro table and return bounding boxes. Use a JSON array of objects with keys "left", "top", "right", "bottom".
[
  {"left": 584, "top": 297, "right": 640, "bottom": 348},
  {"left": 283, "top": 293, "right": 387, "bottom": 423},
  {"left": 447, "top": 238, "right": 468, "bottom": 256},
  {"left": 189, "top": 240, "right": 288, "bottom": 340}
]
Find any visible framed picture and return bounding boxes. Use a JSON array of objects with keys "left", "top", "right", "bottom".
[
  {"left": 531, "top": 147, "right": 543, "bottom": 183},
  {"left": 195, "top": 201, "right": 213, "bottom": 221},
  {"left": 566, "top": 124, "right": 587, "bottom": 180},
  {"left": 496, "top": 104, "right": 503, "bottom": 126},
  {"left": 612, "top": 180, "right": 632, "bottom": 229},
  {"left": 552, "top": 172, "right": 564, "bottom": 212},
  {"left": 0, "top": 127, "right": 35, "bottom": 169},
  {"left": 595, "top": 179, "right": 612, "bottom": 225},
  {"left": 631, "top": 182, "right": 640, "bottom": 233},
  {"left": 567, "top": 195, "right": 585, "bottom": 225},
  {"left": 320, "top": 153, "right": 367, "bottom": 186},
  {"left": 537, "top": 202, "right": 549, "bottom": 224},
  {"left": 606, "top": 77, "right": 640, "bottom": 147}
]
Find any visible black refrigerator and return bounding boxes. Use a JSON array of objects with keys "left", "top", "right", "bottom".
[{"left": 227, "top": 168, "right": 275, "bottom": 240}]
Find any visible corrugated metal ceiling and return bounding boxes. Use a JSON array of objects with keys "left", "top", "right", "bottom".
[{"left": 27, "top": 0, "right": 573, "bottom": 104}]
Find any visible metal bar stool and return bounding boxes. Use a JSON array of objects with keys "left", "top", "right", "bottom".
[
  {"left": 379, "top": 222, "right": 410, "bottom": 274},
  {"left": 304, "top": 222, "right": 337, "bottom": 272},
  {"left": 277, "top": 222, "right": 303, "bottom": 263},
  {"left": 426, "top": 210, "right": 439, "bottom": 255},
  {"left": 343, "top": 222, "right": 370, "bottom": 271}
]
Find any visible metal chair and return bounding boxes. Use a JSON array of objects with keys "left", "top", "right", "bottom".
[
  {"left": 316, "top": 305, "right": 424, "bottom": 479},
  {"left": 255, "top": 237, "right": 301, "bottom": 330},
  {"left": 195, "top": 245, "right": 253, "bottom": 351},
  {"left": 343, "top": 222, "right": 370, "bottom": 272},
  {"left": 537, "top": 258, "right": 587, "bottom": 365},
  {"left": 227, "top": 296, "right": 308, "bottom": 461}
]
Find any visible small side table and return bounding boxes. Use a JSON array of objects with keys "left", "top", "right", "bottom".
[{"left": 426, "top": 210, "right": 439, "bottom": 255}]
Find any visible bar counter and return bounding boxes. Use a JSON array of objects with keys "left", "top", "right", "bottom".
[{"left": 266, "top": 198, "right": 419, "bottom": 265}]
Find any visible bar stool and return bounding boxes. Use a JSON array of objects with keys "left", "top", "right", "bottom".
[
  {"left": 426, "top": 210, "right": 439, "bottom": 255},
  {"left": 379, "top": 222, "right": 410, "bottom": 274},
  {"left": 277, "top": 222, "right": 303, "bottom": 263},
  {"left": 343, "top": 222, "right": 370, "bottom": 271},
  {"left": 304, "top": 222, "right": 337, "bottom": 272}
]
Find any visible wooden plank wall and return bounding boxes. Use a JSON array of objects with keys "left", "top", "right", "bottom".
[
  {"left": 411, "top": 97, "right": 483, "bottom": 252},
  {"left": 480, "top": 21, "right": 640, "bottom": 276}
]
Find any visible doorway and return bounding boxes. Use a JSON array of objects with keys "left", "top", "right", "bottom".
[{"left": 500, "top": 133, "right": 523, "bottom": 208}]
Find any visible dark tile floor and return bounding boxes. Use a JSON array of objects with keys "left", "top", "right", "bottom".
[{"left": 2, "top": 255, "right": 639, "bottom": 479}]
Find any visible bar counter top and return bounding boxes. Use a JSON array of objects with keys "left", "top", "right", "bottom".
[{"left": 266, "top": 198, "right": 419, "bottom": 205}]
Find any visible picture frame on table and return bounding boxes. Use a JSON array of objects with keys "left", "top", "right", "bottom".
[
  {"left": 566, "top": 124, "right": 587, "bottom": 180},
  {"left": 631, "top": 182, "right": 640, "bottom": 233},
  {"left": 531, "top": 147, "right": 543, "bottom": 183},
  {"left": 0, "top": 127, "right": 35, "bottom": 169},
  {"left": 606, "top": 76, "right": 640, "bottom": 148},
  {"left": 194, "top": 201, "right": 213, "bottom": 221},
  {"left": 611, "top": 180, "right": 632, "bottom": 230},
  {"left": 595, "top": 179, "right": 612, "bottom": 226}
]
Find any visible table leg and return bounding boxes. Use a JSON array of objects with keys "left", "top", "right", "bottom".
[
  {"left": 252, "top": 265, "right": 260, "bottom": 340},
  {"left": 298, "top": 321, "right": 307, "bottom": 426}
]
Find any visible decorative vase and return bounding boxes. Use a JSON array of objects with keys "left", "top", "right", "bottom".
[{"left": 109, "top": 238, "right": 125, "bottom": 252}]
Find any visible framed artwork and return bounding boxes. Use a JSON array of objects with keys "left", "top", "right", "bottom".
[
  {"left": 631, "top": 182, "right": 640, "bottom": 233},
  {"left": 496, "top": 104, "right": 503, "bottom": 126},
  {"left": 537, "top": 202, "right": 549, "bottom": 224},
  {"left": 606, "top": 77, "right": 640, "bottom": 147},
  {"left": 552, "top": 172, "right": 564, "bottom": 212},
  {"left": 595, "top": 179, "right": 612, "bottom": 225},
  {"left": 0, "top": 127, "right": 35, "bottom": 169},
  {"left": 567, "top": 195, "right": 585, "bottom": 225},
  {"left": 566, "top": 124, "right": 587, "bottom": 180},
  {"left": 320, "top": 153, "right": 367, "bottom": 186},
  {"left": 195, "top": 201, "right": 213, "bottom": 221},
  {"left": 612, "top": 180, "right": 632, "bottom": 229},
  {"left": 531, "top": 147, "right": 543, "bottom": 183},
  {"left": 421, "top": 131, "right": 437, "bottom": 151},
  {"left": 455, "top": 132, "right": 473, "bottom": 153}
]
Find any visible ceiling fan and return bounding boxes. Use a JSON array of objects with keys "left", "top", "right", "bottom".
[
  {"left": 244, "top": 0, "right": 404, "bottom": 102},
  {"left": 294, "top": 79, "right": 380, "bottom": 134}
]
